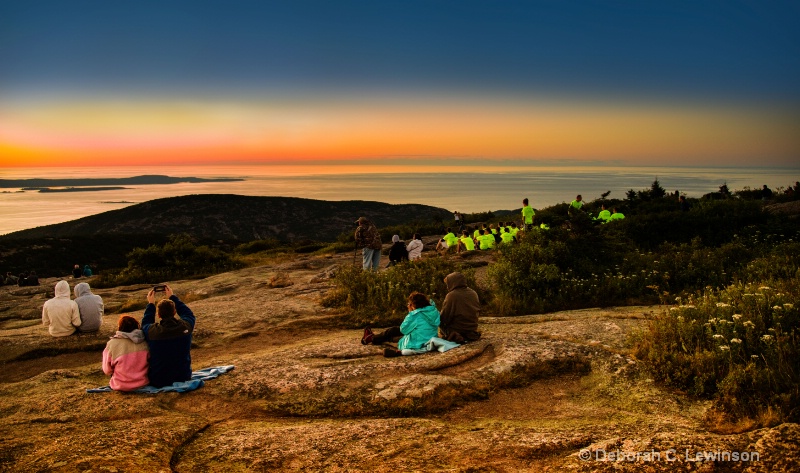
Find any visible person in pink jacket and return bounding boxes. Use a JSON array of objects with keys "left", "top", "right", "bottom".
[{"left": 102, "top": 315, "right": 150, "bottom": 391}]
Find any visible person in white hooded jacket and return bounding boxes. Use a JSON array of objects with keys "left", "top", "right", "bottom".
[
  {"left": 42, "top": 280, "right": 81, "bottom": 337},
  {"left": 406, "top": 233, "right": 424, "bottom": 261},
  {"left": 74, "top": 282, "right": 104, "bottom": 332}
]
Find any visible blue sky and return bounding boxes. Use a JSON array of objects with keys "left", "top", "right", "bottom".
[{"left": 2, "top": 1, "right": 799, "bottom": 167}]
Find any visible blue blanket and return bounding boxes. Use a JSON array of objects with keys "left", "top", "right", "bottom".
[
  {"left": 86, "top": 365, "right": 235, "bottom": 393},
  {"left": 400, "top": 337, "right": 461, "bottom": 356}
]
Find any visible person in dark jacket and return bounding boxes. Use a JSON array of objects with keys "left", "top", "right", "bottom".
[
  {"left": 387, "top": 235, "right": 409, "bottom": 267},
  {"left": 438, "top": 272, "right": 481, "bottom": 344},
  {"left": 354, "top": 216, "right": 382, "bottom": 270},
  {"left": 141, "top": 284, "right": 195, "bottom": 388}
]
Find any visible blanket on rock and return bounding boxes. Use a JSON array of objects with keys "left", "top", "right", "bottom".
[{"left": 86, "top": 365, "right": 235, "bottom": 393}]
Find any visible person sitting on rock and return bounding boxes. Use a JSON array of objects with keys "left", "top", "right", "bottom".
[
  {"left": 406, "top": 233, "right": 424, "bottom": 261},
  {"left": 4, "top": 272, "right": 18, "bottom": 285},
  {"left": 609, "top": 207, "right": 625, "bottom": 221},
  {"left": 457, "top": 230, "right": 475, "bottom": 252},
  {"left": 438, "top": 272, "right": 481, "bottom": 344},
  {"left": 102, "top": 315, "right": 150, "bottom": 391},
  {"left": 74, "top": 282, "right": 104, "bottom": 333},
  {"left": 141, "top": 284, "right": 196, "bottom": 387},
  {"left": 500, "top": 227, "right": 515, "bottom": 244},
  {"left": 72, "top": 264, "right": 82, "bottom": 279},
  {"left": 387, "top": 235, "right": 409, "bottom": 267},
  {"left": 368, "top": 292, "right": 441, "bottom": 358},
  {"left": 595, "top": 204, "right": 612, "bottom": 223},
  {"left": 42, "top": 280, "right": 81, "bottom": 337},
  {"left": 436, "top": 228, "right": 459, "bottom": 255},
  {"left": 25, "top": 271, "right": 39, "bottom": 286}
]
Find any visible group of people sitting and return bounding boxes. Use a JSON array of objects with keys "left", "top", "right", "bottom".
[
  {"left": 42, "top": 281, "right": 196, "bottom": 391},
  {"left": 386, "top": 233, "right": 424, "bottom": 266},
  {"left": 437, "top": 222, "right": 522, "bottom": 253},
  {"left": 361, "top": 272, "right": 481, "bottom": 357},
  {"left": 3, "top": 271, "right": 39, "bottom": 286},
  {"left": 569, "top": 195, "right": 625, "bottom": 222},
  {"left": 72, "top": 264, "right": 94, "bottom": 278}
]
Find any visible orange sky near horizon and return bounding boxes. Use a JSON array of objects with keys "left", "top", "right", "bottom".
[{"left": 1, "top": 95, "right": 798, "bottom": 168}]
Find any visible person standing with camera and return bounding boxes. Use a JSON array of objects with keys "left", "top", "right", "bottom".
[
  {"left": 141, "top": 284, "right": 196, "bottom": 388},
  {"left": 354, "top": 216, "right": 382, "bottom": 271}
]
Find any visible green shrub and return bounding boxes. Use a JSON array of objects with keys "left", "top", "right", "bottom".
[
  {"left": 235, "top": 238, "right": 282, "bottom": 255},
  {"left": 93, "top": 234, "right": 244, "bottom": 287},
  {"left": 633, "top": 281, "right": 800, "bottom": 423},
  {"left": 322, "top": 258, "right": 478, "bottom": 328}
]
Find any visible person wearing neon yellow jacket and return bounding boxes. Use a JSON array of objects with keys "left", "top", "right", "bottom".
[{"left": 521, "top": 198, "right": 535, "bottom": 230}]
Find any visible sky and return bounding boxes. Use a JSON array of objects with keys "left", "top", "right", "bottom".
[{"left": 1, "top": 0, "right": 799, "bottom": 169}]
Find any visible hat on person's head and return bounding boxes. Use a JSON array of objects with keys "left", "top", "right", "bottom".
[
  {"left": 356, "top": 216, "right": 369, "bottom": 224},
  {"left": 392, "top": 235, "right": 400, "bottom": 243}
]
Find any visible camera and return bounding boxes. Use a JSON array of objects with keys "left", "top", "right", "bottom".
[{"left": 153, "top": 285, "right": 166, "bottom": 292}]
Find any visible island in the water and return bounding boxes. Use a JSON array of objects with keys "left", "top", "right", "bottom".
[
  {"left": 0, "top": 174, "right": 244, "bottom": 188},
  {"left": 21, "top": 186, "right": 129, "bottom": 193}
]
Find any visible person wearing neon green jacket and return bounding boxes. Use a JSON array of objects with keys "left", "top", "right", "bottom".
[
  {"left": 477, "top": 230, "right": 494, "bottom": 250},
  {"left": 500, "top": 229, "right": 515, "bottom": 244},
  {"left": 609, "top": 208, "right": 625, "bottom": 221},
  {"left": 569, "top": 195, "right": 584, "bottom": 215},
  {"left": 521, "top": 198, "right": 535, "bottom": 230},
  {"left": 595, "top": 204, "right": 612, "bottom": 223},
  {"left": 458, "top": 231, "right": 475, "bottom": 252}
]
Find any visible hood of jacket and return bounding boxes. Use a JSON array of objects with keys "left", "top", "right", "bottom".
[
  {"left": 113, "top": 329, "right": 145, "bottom": 344},
  {"left": 444, "top": 272, "right": 468, "bottom": 292},
  {"left": 74, "top": 282, "right": 93, "bottom": 298},
  {"left": 410, "top": 304, "right": 440, "bottom": 326},
  {"left": 54, "top": 280, "right": 71, "bottom": 298}
]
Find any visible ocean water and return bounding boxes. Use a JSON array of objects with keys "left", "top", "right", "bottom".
[{"left": 0, "top": 164, "right": 797, "bottom": 236}]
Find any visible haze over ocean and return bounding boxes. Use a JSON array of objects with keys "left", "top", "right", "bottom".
[{"left": 1, "top": 164, "right": 797, "bottom": 236}]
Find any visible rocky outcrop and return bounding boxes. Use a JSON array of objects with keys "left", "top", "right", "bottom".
[{"left": 1, "top": 251, "right": 797, "bottom": 472}]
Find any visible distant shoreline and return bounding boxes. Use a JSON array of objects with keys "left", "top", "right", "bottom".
[
  {"left": 22, "top": 186, "right": 129, "bottom": 193},
  {"left": 0, "top": 175, "right": 245, "bottom": 188}
]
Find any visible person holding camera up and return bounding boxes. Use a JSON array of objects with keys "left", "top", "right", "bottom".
[{"left": 141, "top": 284, "right": 196, "bottom": 388}]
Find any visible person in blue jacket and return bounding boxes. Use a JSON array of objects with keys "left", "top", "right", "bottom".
[
  {"left": 141, "top": 284, "right": 196, "bottom": 387},
  {"left": 368, "top": 292, "right": 440, "bottom": 358}
]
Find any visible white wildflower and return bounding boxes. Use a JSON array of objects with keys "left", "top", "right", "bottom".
[
  {"left": 743, "top": 321, "right": 755, "bottom": 329},
  {"left": 751, "top": 355, "right": 760, "bottom": 360},
  {"left": 761, "top": 335, "right": 773, "bottom": 342},
  {"left": 716, "top": 302, "right": 731, "bottom": 308},
  {"left": 773, "top": 305, "right": 782, "bottom": 310},
  {"left": 719, "top": 345, "right": 730, "bottom": 351},
  {"left": 730, "top": 338, "right": 742, "bottom": 344},
  {"left": 784, "top": 303, "right": 794, "bottom": 309},
  {"left": 708, "top": 318, "right": 717, "bottom": 324},
  {"left": 759, "top": 286, "right": 772, "bottom": 290},
  {"left": 713, "top": 334, "right": 725, "bottom": 340},
  {"left": 732, "top": 314, "right": 742, "bottom": 321},
  {"left": 669, "top": 307, "right": 679, "bottom": 311}
]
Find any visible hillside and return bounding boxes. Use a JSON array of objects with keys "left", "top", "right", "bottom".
[
  {"left": 0, "top": 194, "right": 452, "bottom": 277},
  {"left": 1, "top": 194, "right": 451, "bottom": 242}
]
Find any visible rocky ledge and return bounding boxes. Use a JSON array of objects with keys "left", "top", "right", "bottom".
[{"left": 0, "top": 251, "right": 797, "bottom": 472}]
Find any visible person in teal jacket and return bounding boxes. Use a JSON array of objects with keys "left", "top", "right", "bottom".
[{"left": 368, "top": 292, "right": 441, "bottom": 357}]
